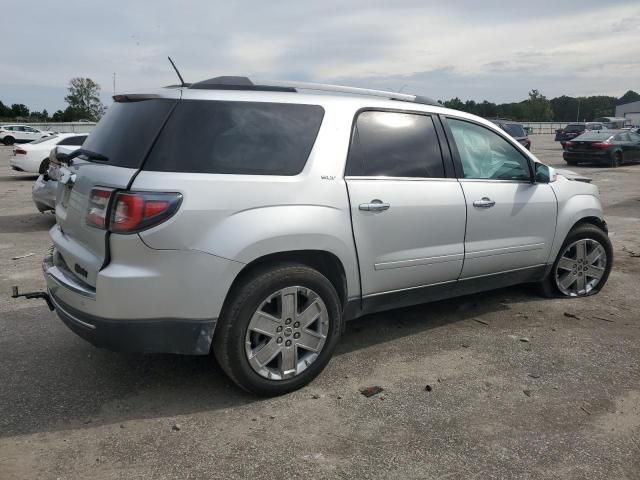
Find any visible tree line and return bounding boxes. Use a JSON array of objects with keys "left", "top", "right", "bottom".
[
  {"left": 1, "top": 80, "right": 638, "bottom": 123},
  {"left": 0, "top": 77, "right": 105, "bottom": 122},
  {"left": 440, "top": 89, "right": 639, "bottom": 122}
]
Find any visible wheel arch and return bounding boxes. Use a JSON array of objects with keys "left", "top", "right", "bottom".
[{"left": 222, "top": 250, "right": 349, "bottom": 314}]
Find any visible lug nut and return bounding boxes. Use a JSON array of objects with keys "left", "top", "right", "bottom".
[
  {"left": 294, "top": 332, "right": 300, "bottom": 339},
  {"left": 285, "top": 340, "right": 292, "bottom": 347},
  {"left": 276, "top": 326, "right": 283, "bottom": 333},
  {"left": 277, "top": 337, "right": 283, "bottom": 344},
  {"left": 285, "top": 318, "right": 292, "bottom": 325},
  {"left": 293, "top": 321, "right": 300, "bottom": 328}
]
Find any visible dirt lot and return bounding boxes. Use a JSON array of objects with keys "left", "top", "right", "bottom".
[{"left": 1, "top": 135, "right": 639, "bottom": 479}]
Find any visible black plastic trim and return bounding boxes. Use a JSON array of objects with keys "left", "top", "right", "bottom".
[{"left": 50, "top": 293, "right": 216, "bottom": 355}]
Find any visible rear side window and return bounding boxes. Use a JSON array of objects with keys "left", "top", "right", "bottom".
[
  {"left": 145, "top": 100, "right": 324, "bottom": 175},
  {"left": 81, "top": 99, "right": 178, "bottom": 168},
  {"left": 345, "top": 110, "right": 445, "bottom": 178},
  {"left": 565, "top": 124, "right": 585, "bottom": 132},
  {"left": 501, "top": 123, "right": 525, "bottom": 138}
]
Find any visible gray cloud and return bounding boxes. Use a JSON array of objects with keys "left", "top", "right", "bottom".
[{"left": 0, "top": 0, "right": 638, "bottom": 112}]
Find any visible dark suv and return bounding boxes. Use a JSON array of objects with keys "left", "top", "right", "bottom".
[
  {"left": 555, "top": 122, "right": 605, "bottom": 145},
  {"left": 488, "top": 119, "right": 531, "bottom": 150}
]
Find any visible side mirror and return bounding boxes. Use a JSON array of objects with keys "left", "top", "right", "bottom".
[{"left": 534, "top": 162, "right": 550, "bottom": 183}]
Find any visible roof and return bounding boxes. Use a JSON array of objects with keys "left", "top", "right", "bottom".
[{"left": 184, "top": 76, "right": 442, "bottom": 107}]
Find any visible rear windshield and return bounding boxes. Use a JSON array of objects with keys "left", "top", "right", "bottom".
[
  {"left": 565, "top": 124, "right": 585, "bottom": 132},
  {"left": 573, "top": 132, "right": 613, "bottom": 141},
  {"left": 144, "top": 100, "right": 325, "bottom": 175},
  {"left": 81, "top": 98, "right": 178, "bottom": 168},
  {"left": 501, "top": 123, "right": 525, "bottom": 137},
  {"left": 30, "top": 135, "right": 58, "bottom": 144}
]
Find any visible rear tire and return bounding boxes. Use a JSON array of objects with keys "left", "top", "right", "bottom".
[
  {"left": 3, "top": 136, "right": 15, "bottom": 146},
  {"left": 213, "top": 263, "right": 342, "bottom": 396},
  {"left": 610, "top": 151, "right": 622, "bottom": 167},
  {"left": 39, "top": 159, "right": 50, "bottom": 175},
  {"left": 539, "top": 224, "right": 612, "bottom": 298},
  {"left": 565, "top": 159, "right": 578, "bottom": 166}
]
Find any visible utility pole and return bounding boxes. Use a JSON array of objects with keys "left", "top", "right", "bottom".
[
  {"left": 576, "top": 98, "right": 580, "bottom": 122},
  {"left": 113, "top": 72, "right": 116, "bottom": 95}
]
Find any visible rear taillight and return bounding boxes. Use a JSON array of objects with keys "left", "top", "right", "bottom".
[
  {"left": 564, "top": 141, "right": 574, "bottom": 148},
  {"left": 86, "top": 188, "right": 114, "bottom": 229},
  {"left": 14, "top": 148, "right": 27, "bottom": 155},
  {"left": 591, "top": 142, "right": 611, "bottom": 149},
  {"left": 86, "top": 189, "right": 182, "bottom": 233},
  {"left": 110, "top": 191, "right": 182, "bottom": 233}
]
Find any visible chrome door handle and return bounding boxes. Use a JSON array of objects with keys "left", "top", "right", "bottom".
[
  {"left": 359, "top": 199, "right": 390, "bottom": 212},
  {"left": 473, "top": 197, "right": 495, "bottom": 208}
]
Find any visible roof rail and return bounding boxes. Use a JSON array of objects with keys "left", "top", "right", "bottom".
[{"left": 185, "top": 76, "right": 441, "bottom": 106}]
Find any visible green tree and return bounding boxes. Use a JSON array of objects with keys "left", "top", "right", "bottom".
[
  {"left": 10, "top": 103, "right": 30, "bottom": 117},
  {"left": 64, "top": 77, "right": 105, "bottom": 121},
  {"left": 522, "top": 90, "right": 553, "bottom": 121},
  {"left": 617, "top": 90, "right": 640, "bottom": 105},
  {"left": 42, "top": 109, "right": 49, "bottom": 120}
]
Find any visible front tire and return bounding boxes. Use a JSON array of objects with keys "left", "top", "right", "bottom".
[
  {"left": 3, "top": 136, "right": 15, "bottom": 146},
  {"left": 213, "top": 263, "right": 342, "bottom": 396},
  {"left": 540, "top": 224, "right": 612, "bottom": 298}
]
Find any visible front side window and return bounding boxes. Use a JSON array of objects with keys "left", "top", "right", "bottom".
[
  {"left": 448, "top": 118, "right": 531, "bottom": 181},
  {"left": 345, "top": 110, "right": 445, "bottom": 178}
]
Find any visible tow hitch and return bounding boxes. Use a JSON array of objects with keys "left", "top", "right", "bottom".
[{"left": 11, "top": 286, "right": 54, "bottom": 311}]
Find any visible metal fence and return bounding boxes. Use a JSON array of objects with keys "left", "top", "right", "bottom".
[
  {"left": 521, "top": 122, "right": 569, "bottom": 135},
  {"left": 5, "top": 122, "right": 97, "bottom": 133}
]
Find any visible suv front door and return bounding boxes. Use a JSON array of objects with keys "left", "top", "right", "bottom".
[
  {"left": 444, "top": 117, "right": 557, "bottom": 279},
  {"left": 345, "top": 110, "right": 466, "bottom": 297}
]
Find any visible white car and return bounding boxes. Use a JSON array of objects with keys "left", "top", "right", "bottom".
[
  {"left": 0, "top": 125, "right": 54, "bottom": 145},
  {"left": 10, "top": 133, "right": 87, "bottom": 174}
]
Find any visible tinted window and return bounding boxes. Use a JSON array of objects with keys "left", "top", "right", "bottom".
[
  {"left": 81, "top": 98, "right": 178, "bottom": 168},
  {"left": 59, "top": 135, "right": 86, "bottom": 146},
  {"left": 145, "top": 100, "right": 324, "bottom": 175},
  {"left": 629, "top": 132, "right": 640, "bottom": 142},
  {"left": 614, "top": 133, "right": 630, "bottom": 142},
  {"left": 345, "top": 111, "right": 445, "bottom": 178},
  {"left": 448, "top": 118, "right": 530, "bottom": 181},
  {"left": 501, "top": 123, "right": 525, "bottom": 138},
  {"left": 565, "top": 124, "right": 585, "bottom": 132}
]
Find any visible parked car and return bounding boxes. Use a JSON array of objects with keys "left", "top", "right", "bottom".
[
  {"left": 0, "top": 124, "right": 54, "bottom": 145},
  {"left": 37, "top": 77, "right": 612, "bottom": 396},
  {"left": 563, "top": 130, "right": 640, "bottom": 167},
  {"left": 555, "top": 122, "right": 606, "bottom": 145},
  {"left": 488, "top": 119, "right": 531, "bottom": 149},
  {"left": 10, "top": 133, "right": 87, "bottom": 174},
  {"left": 592, "top": 117, "right": 633, "bottom": 130},
  {"left": 32, "top": 145, "right": 82, "bottom": 212}
]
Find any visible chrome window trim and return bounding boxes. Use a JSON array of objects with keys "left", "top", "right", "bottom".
[{"left": 344, "top": 176, "right": 458, "bottom": 182}]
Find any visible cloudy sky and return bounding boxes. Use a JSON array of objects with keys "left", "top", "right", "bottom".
[{"left": 1, "top": 0, "right": 638, "bottom": 112}]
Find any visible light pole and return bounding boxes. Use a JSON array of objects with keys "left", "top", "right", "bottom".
[
  {"left": 113, "top": 72, "right": 116, "bottom": 96},
  {"left": 576, "top": 98, "right": 581, "bottom": 122}
]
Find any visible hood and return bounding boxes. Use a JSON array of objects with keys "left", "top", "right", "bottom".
[{"left": 554, "top": 168, "right": 592, "bottom": 183}]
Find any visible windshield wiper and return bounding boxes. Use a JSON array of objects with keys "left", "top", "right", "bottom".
[{"left": 57, "top": 148, "right": 109, "bottom": 165}]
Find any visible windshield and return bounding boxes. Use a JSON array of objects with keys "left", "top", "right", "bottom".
[
  {"left": 501, "top": 123, "right": 525, "bottom": 137},
  {"left": 564, "top": 124, "right": 585, "bottom": 132},
  {"left": 30, "top": 135, "right": 59, "bottom": 144}
]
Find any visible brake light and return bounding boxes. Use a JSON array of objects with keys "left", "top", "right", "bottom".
[
  {"left": 564, "top": 141, "right": 574, "bottom": 148},
  {"left": 110, "top": 191, "right": 182, "bottom": 233},
  {"left": 591, "top": 142, "right": 610, "bottom": 149},
  {"left": 86, "top": 188, "right": 114, "bottom": 228},
  {"left": 14, "top": 148, "right": 27, "bottom": 155}
]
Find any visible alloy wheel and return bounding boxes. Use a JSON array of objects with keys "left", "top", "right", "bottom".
[
  {"left": 555, "top": 239, "right": 607, "bottom": 296},
  {"left": 245, "top": 286, "right": 329, "bottom": 380}
]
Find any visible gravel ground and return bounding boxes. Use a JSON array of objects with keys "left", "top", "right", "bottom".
[{"left": 1, "top": 135, "right": 639, "bottom": 479}]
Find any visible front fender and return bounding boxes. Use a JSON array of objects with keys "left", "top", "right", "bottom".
[{"left": 549, "top": 193, "right": 604, "bottom": 261}]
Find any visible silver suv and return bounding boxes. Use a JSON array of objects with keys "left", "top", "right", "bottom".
[{"left": 41, "top": 77, "right": 613, "bottom": 395}]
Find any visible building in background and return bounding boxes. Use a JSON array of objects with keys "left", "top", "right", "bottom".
[{"left": 616, "top": 101, "right": 640, "bottom": 125}]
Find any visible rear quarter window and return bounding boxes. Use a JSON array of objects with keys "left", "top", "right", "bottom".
[{"left": 145, "top": 100, "right": 325, "bottom": 175}]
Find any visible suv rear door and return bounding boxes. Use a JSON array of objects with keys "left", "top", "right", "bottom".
[
  {"left": 52, "top": 92, "right": 179, "bottom": 287},
  {"left": 444, "top": 117, "right": 557, "bottom": 279},
  {"left": 345, "top": 109, "right": 466, "bottom": 297}
]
